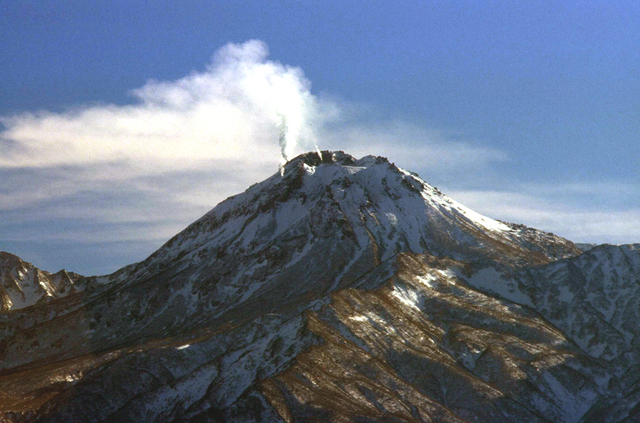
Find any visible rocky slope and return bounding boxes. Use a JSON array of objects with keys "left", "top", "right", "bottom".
[
  {"left": 0, "top": 151, "right": 637, "bottom": 422},
  {"left": 0, "top": 252, "right": 83, "bottom": 311}
]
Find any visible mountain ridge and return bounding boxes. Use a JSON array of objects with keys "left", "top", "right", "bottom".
[
  {"left": 0, "top": 252, "right": 84, "bottom": 311},
  {"left": 1, "top": 151, "right": 638, "bottom": 422},
  {"left": 117, "top": 150, "right": 579, "bottom": 286}
]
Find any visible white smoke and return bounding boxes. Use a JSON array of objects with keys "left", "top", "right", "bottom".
[
  {"left": 277, "top": 113, "right": 289, "bottom": 175},
  {"left": 0, "top": 40, "right": 323, "bottom": 174},
  {"left": 277, "top": 112, "right": 320, "bottom": 175}
]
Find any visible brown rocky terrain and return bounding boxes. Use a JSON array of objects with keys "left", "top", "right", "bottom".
[{"left": 1, "top": 152, "right": 638, "bottom": 422}]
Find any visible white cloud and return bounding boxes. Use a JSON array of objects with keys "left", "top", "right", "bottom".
[
  {"left": 0, "top": 40, "right": 330, "bottom": 233},
  {"left": 0, "top": 40, "right": 321, "bottom": 172},
  {"left": 320, "top": 120, "right": 507, "bottom": 171},
  {"left": 448, "top": 187, "right": 640, "bottom": 244}
]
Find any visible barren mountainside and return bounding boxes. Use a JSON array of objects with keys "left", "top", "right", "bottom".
[{"left": 1, "top": 151, "right": 639, "bottom": 422}]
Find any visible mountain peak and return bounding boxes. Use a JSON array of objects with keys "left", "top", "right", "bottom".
[
  {"left": 1, "top": 152, "right": 616, "bottom": 423},
  {"left": 112, "top": 151, "right": 578, "bottom": 296},
  {"left": 281, "top": 150, "right": 397, "bottom": 179},
  {"left": 286, "top": 150, "right": 358, "bottom": 168},
  {"left": 0, "top": 252, "right": 84, "bottom": 310}
]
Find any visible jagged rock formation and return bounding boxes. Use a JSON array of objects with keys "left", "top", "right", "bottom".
[
  {"left": 0, "top": 252, "right": 83, "bottom": 311},
  {"left": 0, "top": 151, "right": 638, "bottom": 422}
]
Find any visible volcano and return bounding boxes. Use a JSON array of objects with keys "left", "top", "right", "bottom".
[{"left": 1, "top": 151, "right": 639, "bottom": 422}]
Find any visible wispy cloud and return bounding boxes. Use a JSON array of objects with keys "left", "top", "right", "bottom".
[
  {"left": 0, "top": 40, "right": 327, "bottom": 248},
  {"left": 449, "top": 186, "right": 640, "bottom": 244},
  {"left": 321, "top": 120, "right": 508, "bottom": 170},
  {"left": 0, "top": 40, "right": 324, "bottom": 172}
]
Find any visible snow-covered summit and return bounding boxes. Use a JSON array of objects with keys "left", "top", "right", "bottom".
[
  {"left": 122, "top": 150, "right": 578, "bottom": 286},
  {"left": 0, "top": 252, "right": 83, "bottom": 310}
]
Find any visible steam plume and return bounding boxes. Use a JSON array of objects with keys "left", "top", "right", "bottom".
[
  {"left": 0, "top": 40, "right": 324, "bottom": 174},
  {"left": 278, "top": 114, "right": 288, "bottom": 175}
]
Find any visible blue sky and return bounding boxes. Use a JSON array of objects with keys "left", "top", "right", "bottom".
[{"left": 1, "top": 1, "right": 639, "bottom": 275}]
